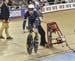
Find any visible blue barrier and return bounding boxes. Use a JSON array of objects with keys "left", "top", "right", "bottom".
[{"left": 9, "top": 9, "right": 26, "bottom": 18}]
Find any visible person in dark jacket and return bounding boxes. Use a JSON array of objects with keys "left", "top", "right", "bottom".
[
  {"left": 0, "top": 0, "right": 13, "bottom": 39},
  {"left": 1, "top": 2, "right": 10, "bottom": 20}
]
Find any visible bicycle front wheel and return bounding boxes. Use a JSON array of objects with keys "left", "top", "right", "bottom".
[{"left": 27, "top": 33, "right": 33, "bottom": 55}]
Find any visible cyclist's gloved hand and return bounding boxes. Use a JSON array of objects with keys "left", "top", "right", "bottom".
[{"left": 30, "top": 28, "right": 33, "bottom": 33}]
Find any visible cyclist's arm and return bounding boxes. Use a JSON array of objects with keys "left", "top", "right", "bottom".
[
  {"left": 23, "top": 11, "right": 28, "bottom": 30},
  {"left": 24, "top": 11, "right": 28, "bottom": 21}
]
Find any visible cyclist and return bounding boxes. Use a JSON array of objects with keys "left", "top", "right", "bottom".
[{"left": 23, "top": 4, "right": 47, "bottom": 47}]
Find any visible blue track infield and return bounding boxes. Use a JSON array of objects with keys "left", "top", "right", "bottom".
[{"left": 41, "top": 52, "right": 75, "bottom": 61}]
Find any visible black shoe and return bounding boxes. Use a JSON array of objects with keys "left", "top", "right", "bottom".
[
  {"left": 40, "top": 44, "right": 46, "bottom": 47},
  {"left": 7, "top": 36, "right": 13, "bottom": 40},
  {"left": 0, "top": 36, "right": 5, "bottom": 39},
  {"left": 40, "top": 44, "right": 49, "bottom": 48},
  {"left": 40, "top": 42, "right": 47, "bottom": 46}
]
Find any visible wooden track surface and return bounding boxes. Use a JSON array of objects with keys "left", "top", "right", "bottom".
[{"left": 0, "top": 10, "right": 75, "bottom": 61}]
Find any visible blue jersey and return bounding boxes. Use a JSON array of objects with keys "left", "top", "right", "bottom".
[
  {"left": 24, "top": 11, "right": 38, "bottom": 21},
  {"left": 24, "top": 10, "right": 40, "bottom": 27}
]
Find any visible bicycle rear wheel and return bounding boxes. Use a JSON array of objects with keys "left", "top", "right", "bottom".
[{"left": 34, "top": 35, "right": 39, "bottom": 53}]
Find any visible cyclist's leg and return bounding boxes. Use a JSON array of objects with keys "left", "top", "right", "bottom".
[
  {"left": 34, "top": 19, "right": 39, "bottom": 39},
  {"left": 28, "top": 21, "right": 33, "bottom": 32},
  {"left": 33, "top": 25, "right": 39, "bottom": 53}
]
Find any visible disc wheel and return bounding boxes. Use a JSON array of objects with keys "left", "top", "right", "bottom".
[{"left": 34, "top": 35, "right": 39, "bottom": 53}]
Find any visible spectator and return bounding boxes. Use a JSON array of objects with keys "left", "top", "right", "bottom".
[
  {"left": 0, "top": 0, "right": 13, "bottom": 39},
  {"left": 7, "top": 0, "right": 13, "bottom": 6},
  {"left": 39, "top": 0, "right": 48, "bottom": 6},
  {"left": 47, "top": 0, "right": 55, "bottom": 4}
]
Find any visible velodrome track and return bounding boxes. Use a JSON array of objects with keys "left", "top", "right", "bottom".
[{"left": 0, "top": 9, "right": 75, "bottom": 61}]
